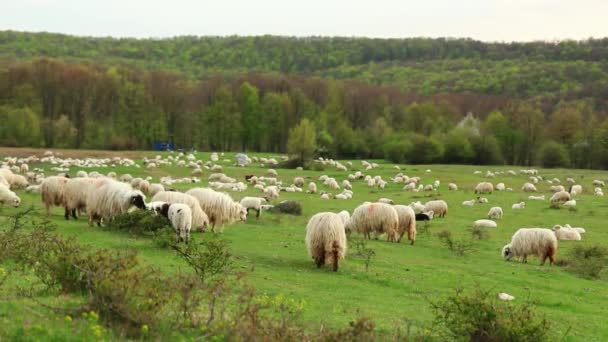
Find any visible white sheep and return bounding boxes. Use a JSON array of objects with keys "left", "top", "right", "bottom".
[
  {"left": 521, "top": 183, "right": 537, "bottom": 192},
  {"left": 502, "top": 228, "right": 557, "bottom": 265},
  {"left": 424, "top": 200, "right": 448, "bottom": 217},
  {"left": 308, "top": 182, "right": 317, "bottom": 194},
  {"left": 346, "top": 202, "right": 399, "bottom": 242},
  {"left": 0, "top": 184, "right": 20, "bottom": 207},
  {"left": 40, "top": 176, "right": 70, "bottom": 216},
  {"left": 511, "top": 202, "right": 525, "bottom": 210},
  {"left": 63, "top": 177, "right": 98, "bottom": 220},
  {"left": 551, "top": 225, "right": 581, "bottom": 241},
  {"left": 495, "top": 183, "right": 506, "bottom": 191},
  {"left": 474, "top": 182, "right": 494, "bottom": 194},
  {"left": 550, "top": 191, "right": 571, "bottom": 207},
  {"left": 320, "top": 193, "right": 330, "bottom": 200},
  {"left": 570, "top": 184, "right": 583, "bottom": 196},
  {"left": 477, "top": 197, "right": 489, "bottom": 203},
  {"left": 448, "top": 183, "right": 458, "bottom": 191},
  {"left": 86, "top": 179, "right": 146, "bottom": 226},
  {"left": 473, "top": 219, "right": 497, "bottom": 228},
  {"left": 186, "top": 188, "right": 247, "bottom": 232},
  {"left": 305, "top": 212, "right": 347, "bottom": 271},
  {"left": 240, "top": 196, "right": 267, "bottom": 219},
  {"left": 563, "top": 199, "right": 576, "bottom": 208},
  {"left": 294, "top": 177, "right": 305, "bottom": 187},
  {"left": 528, "top": 195, "right": 545, "bottom": 201},
  {"left": 409, "top": 201, "right": 425, "bottom": 214},
  {"left": 462, "top": 199, "right": 475, "bottom": 206},
  {"left": 377, "top": 198, "right": 394, "bottom": 205},
  {"left": 393, "top": 205, "right": 416, "bottom": 244},
  {"left": 150, "top": 191, "right": 209, "bottom": 231},
  {"left": 161, "top": 203, "right": 192, "bottom": 243},
  {"left": 487, "top": 207, "right": 503, "bottom": 219},
  {"left": 337, "top": 210, "right": 350, "bottom": 227}
]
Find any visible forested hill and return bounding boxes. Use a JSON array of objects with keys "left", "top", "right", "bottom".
[{"left": 1, "top": 31, "right": 608, "bottom": 169}]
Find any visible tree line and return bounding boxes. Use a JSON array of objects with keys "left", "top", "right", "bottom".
[{"left": 1, "top": 58, "right": 608, "bottom": 169}]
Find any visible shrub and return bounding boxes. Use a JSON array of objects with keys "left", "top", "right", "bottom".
[
  {"left": 106, "top": 210, "right": 172, "bottom": 235},
  {"left": 431, "top": 287, "right": 552, "bottom": 341},
  {"left": 539, "top": 141, "right": 570, "bottom": 168},
  {"left": 351, "top": 238, "right": 376, "bottom": 272},
  {"left": 560, "top": 245, "right": 608, "bottom": 279},
  {"left": 437, "top": 230, "right": 475, "bottom": 256},
  {"left": 469, "top": 226, "right": 489, "bottom": 240},
  {"left": 270, "top": 200, "right": 302, "bottom": 215}
]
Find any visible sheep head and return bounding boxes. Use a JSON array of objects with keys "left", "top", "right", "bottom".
[{"left": 502, "top": 245, "right": 513, "bottom": 260}]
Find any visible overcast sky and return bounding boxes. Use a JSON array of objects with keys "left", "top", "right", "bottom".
[{"left": 2, "top": 0, "right": 607, "bottom": 42}]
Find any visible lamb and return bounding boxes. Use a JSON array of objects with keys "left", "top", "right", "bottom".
[
  {"left": 158, "top": 203, "right": 192, "bottom": 243},
  {"left": 393, "top": 205, "right": 417, "bottom": 244},
  {"left": 186, "top": 188, "right": 247, "bottom": 232},
  {"left": 474, "top": 182, "right": 494, "bottom": 194},
  {"left": 473, "top": 219, "right": 497, "bottom": 229},
  {"left": 502, "top": 228, "right": 558, "bottom": 265},
  {"left": 151, "top": 191, "right": 209, "bottom": 231},
  {"left": 511, "top": 202, "right": 525, "bottom": 210},
  {"left": 496, "top": 183, "right": 506, "bottom": 191},
  {"left": 521, "top": 183, "right": 537, "bottom": 192},
  {"left": 415, "top": 211, "right": 433, "bottom": 225},
  {"left": 563, "top": 199, "right": 576, "bottom": 208},
  {"left": 462, "top": 199, "right": 475, "bottom": 206},
  {"left": 308, "top": 182, "right": 317, "bottom": 194},
  {"left": 448, "top": 183, "right": 458, "bottom": 191},
  {"left": 528, "top": 195, "right": 545, "bottom": 201},
  {"left": 487, "top": 207, "right": 503, "bottom": 219},
  {"left": 0, "top": 169, "right": 28, "bottom": 189},
  {"left": 145, "top": 201, "right": 168, "bottom": 214},
  {"left": 593, "top": 180, "right": 605, "bottom": 187},
  {"left": 551, "top": 225, "right": 581, "bottom": 241},
  {"left": 86, "top": 179, "right": 146, "bottom": 227},
  {"left": 424, "top": 200, "right": 448, "bottom": 217},
  {"left": 305, "top": 212, "right": 347, "bottom": 271},
  {"left": 240, "top": 196, "right": 267, "bottom": 219},
  {"left": 550, "top": 185, "right": 565, "bottom": 193},
  {"left": 563, "top": 224, "right": 585, "bottom": 234},
  {"left": 0, "top": 184, "right": 20, "bottom": 207},
  {"left": 345, "top": 202, "right": 399, "bottom": 242},
  {"left": 477, "top": 197, "right": 488, "bottom": 203},
  {"left": 40, "top": 176, "right": 70, "bottom": 216},
  {"left": 377, "top": 198, "right": 394, "bottom": 205}
]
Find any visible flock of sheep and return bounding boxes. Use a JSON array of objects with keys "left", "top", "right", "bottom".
[{"left": 0, "top": 151, "right": 603, "bottom": 273}]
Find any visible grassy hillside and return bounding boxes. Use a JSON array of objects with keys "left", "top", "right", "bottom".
[{"left": 0, "top": 150, "right": 607, "bottom": 340}]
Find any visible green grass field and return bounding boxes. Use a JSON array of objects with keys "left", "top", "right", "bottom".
[{"left": 1, "top": 149, "right": 607, "bottom": 341}]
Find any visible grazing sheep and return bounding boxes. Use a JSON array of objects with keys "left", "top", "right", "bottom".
[
  {"left": 521, "top": 183, "right": 537, "bottom": 192},
  {"left": 473, "top": 219, "right": 497, "bottom": 229},
  {"left": 552, "top": 225, "right": 582, "bottom": 241},
  {"left": 0, "top": 184, "right": 20, "bottom": 207},
  {"left": 294, "top": 177, "right": 305, "bottom": 187},
  {"left": 550, "top": 191, "right": 571, "bottom": 206},
  {"left": 528, "top": 195, "right": 545, "bottom": 201},
  {"left": 487, "top": 207, "right": 503, "bottom": 219},
  {"left": 462, "top": 199, "right": 475, "bottom": 206},
  {"left": 270, "top": 200, "right": 303, "bottom": 215},
  {"left": 308, "top": 182, "right": 317, "bottom": 194},
  {"left": 393, "top": 205, "right": 417, "bottom": 244},
  {"left": 377, "top": 198, "right": 394, "bottom": 205},
  {"left": 138, "top": 179, "right": 151, "bottom": 194},
  {"left": 151, "top": 191, "right": 209, "bottom": 231},
  {"left": 477, "top": 197, "right": 488, "bottom": 203},
  {"left": 448, "top": 183, "right": 458, "bottom": 191},
  {"left": 409, "top": 201, "right": 425, "bottom": 214},
  {"left": 0, "top": 169, "right": 28, "bottom": 189},
  {"left": 424, "top": 200, "right": 448, "bottom": 217},
  {"left": 320, "top": 193, "right": 330, "bottom": 200},
  {"left": 40, "top": 176, "right": 70, "bottom": 216},
  {"left": 63, "top": 177, "right": 97, "bottom": 220},
  {"left": 495, "top": 183, "right": 506, "bottom": 191},
  {"left": 415, "top": 211, "right": 433, "bottom": 225},
  {"left": 563, "top": 224, "right": 585, "bottom": 234},
  {"left": 502, "top": 228, "right": 558, "bottom": 265},
  {"left": 158, "top": 203, "right": 192, "bottom": 243},
  {"left": 337, "top": 210, "right": 350, "bottom": 227},
  {"left": 346, "top": 202, "right": 399, "bottom": 242},
  {"left": 342, "top": 180, "right": 352, "bottom": 190},
  {"left": 119, "top": 174, "right": 133, "bottom": 183},
  {"left": 563, "top": 199, "right": 576, "bottom": 208},
  {"left": 149, "top": 183, "right": 164, "bottom": 196},
  {"left": 474, "top": 182, "right": 494, "bottom": 194},
  {"left": 240, "top": 196, "right": 267, "bottom": 219},
  {"left": 550, "top": 185, "right": 565, "bottom": 193},
  {"left": 186, "top": 188, "right": 247, "bottom": 232},
  {"left": 570, "top": 184, "right": 583, "bottom": 196},
  {"left": 305, "top": 212, "right": 347, "bottom": 271},
  {"left": 86, "top": 179, "right": 146, "bottom": 227},
  {"left": 145, "top": 201, "right": 168, "bottom": 214},
  {"left": 592, "top": 180, "right": 604, "bottom": 187},
  {"left": 511, "top": 202, "right": 525, "bottom": 210}
]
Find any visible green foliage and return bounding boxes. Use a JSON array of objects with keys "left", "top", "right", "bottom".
[
  {"left": 106, "top": 210, "right": 172, "bottom": 235},
  {"left": 437, "top": 230, "right": 475, "bottom": 256},
  {"left": 539, "top": 141, "right": 570, "bottom": 168},
  {"left": 287, "top": 118, "right": 316, "bottom": 165},
  {"left": 383, "top": 134, "right": 412, "bottom": 164},
  {"left": 443, "top": 129, "right": 475, "bottom": 164},
  {"left": 431, "top": 287, "right": 552, "bottom": 341},
  {"left": 408, "top": 134, "right": 444, "bottom": 164},
  {"left": 558, "top": 245, "right": 608, "bottom": 280}
]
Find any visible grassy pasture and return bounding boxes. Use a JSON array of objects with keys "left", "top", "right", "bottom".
[{"left": 1, "top": 149, "right": 607, "bottom": 340}]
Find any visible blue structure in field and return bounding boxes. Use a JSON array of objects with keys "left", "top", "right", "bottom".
[{"left": 153, "top": 142, "right": 174, "bottom": 151}]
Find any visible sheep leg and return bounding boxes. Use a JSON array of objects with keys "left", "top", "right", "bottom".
[
  {"left": 64, "top": 207, "right": 70, "bottom": 220},
  {"left": 314, "top": 255, "right": 324, "bottom": 268},
  {"left": 331, "top": 244, "right": 339, "bottom": 272},
  {"left": 72, "top": 209, "right": 78, "bottom": 220},
  {"left": 256, "top": 209, "right": 260, "bottom": 219},
  {"left": 45, "top": 204, "right": 51, "bottom": 216}
]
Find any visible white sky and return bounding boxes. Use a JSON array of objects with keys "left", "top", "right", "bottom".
[{"left": 2, "top": 0, "right": 607, "bottom": 41}]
